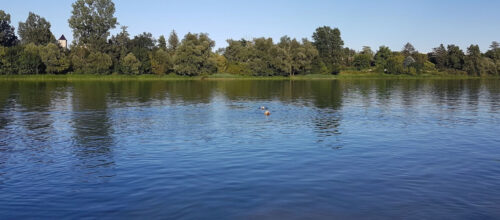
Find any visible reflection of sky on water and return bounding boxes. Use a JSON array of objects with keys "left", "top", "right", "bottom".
[{"left": 0, "top": 79, "right": 499, "bottom": 218}]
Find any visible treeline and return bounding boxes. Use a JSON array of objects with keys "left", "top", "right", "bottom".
[{"left": 0, "top": 0, "right": 499, "bottom": 76}]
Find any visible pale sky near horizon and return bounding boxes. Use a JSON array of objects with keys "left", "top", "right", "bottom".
[{"left": 2, "top": 0, "right": 499, "bottom": 52}]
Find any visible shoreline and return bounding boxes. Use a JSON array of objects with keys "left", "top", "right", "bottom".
[{"left": 0, "top": 73, "right": 496, "bottom": 81}]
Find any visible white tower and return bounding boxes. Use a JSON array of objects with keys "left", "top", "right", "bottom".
[{"left": 58, "top": 35, "right": 67, "bottom": 49}]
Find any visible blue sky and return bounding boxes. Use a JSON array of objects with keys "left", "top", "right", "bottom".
[{"left": 3, "top": 0, "right": 499, "bottom": 52}]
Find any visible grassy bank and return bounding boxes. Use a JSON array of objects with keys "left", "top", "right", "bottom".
[{"left": 0, "top": 72, "right": 495, "bottom": 81}]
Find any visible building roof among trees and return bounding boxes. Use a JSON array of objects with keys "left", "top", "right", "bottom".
[{"left": 59, "top": 35, "right": 67, "bottom": 41}]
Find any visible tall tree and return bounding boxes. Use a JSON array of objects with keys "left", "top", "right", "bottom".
[
  {"left": 342, "top": 47, "right": 356, "bottom": 66},
  {"left": 446, "top": 45, "right": 465, "bottom": 70},
  {"left": 174, "top": 33, "right": 216, "bottom": 76},
  {"left": 130, "top": 32, "right": 156, "bottom": 74},
  {"left": 355, "top": 46, "right": 374, "bottom": 70},
  {"left": 150, "top": 49, "right": 172, "bottom": 75},
  {"left": 274, "top": 36, "right": 293, "bottom": 76},
  {"left": 168, "top": 30, "right": 179, "bottom": 52},
  {"left": 222, "top": 39, "right": 253, "bottom": 74},
  {"left": 361, "top": 46, "right": 374, "bottom": 57},
  {"left": 0, "top": 10, "right": 18, "bottom": 47},
  {"left": 413, "top": 53, "right": 428, "bottom": 74},
  {"left": 491, "top": 41, "right": 500, "bottom": 50},
  {"left": 224, "top": 39, "right": 252, "bottom": 63},
  {"left": 486, "top": 41, "right": 500, "bottom": 61},
  {"left": 108, "top": 26, "right": 130, "bottom": 72},
  {"left": 248, "top": 37, "right": 274, "bottom": 76},
  {"left": 464, "top": 44, "right": 483, "bottom": 76},
  {"left": 18, "top": 12, "right": 56, "bottom": 45},
  {"left": 69, "top": 46, "right": 90, "bottom": 73},
  {"left": 430, "top": 44, "right": 447, "bottom": 70},
  {"left": 68, "top": 0, "right": 118, "bottom": 51},
  {"left": 402, "top": 42, "right": 416, "bottom": 57},
  {"left": 485, "top": 41, "right": 500, "bottom": 75},
  {"left": 374, "top": 46, "right": 392, "bottom": 71},
  {"left": 312, "top": 26, "right": 344, "bottom": 71},
  {"left": 158, "top": 35, "right": 167, "bottom": 51},
  {"left": 294, "top": 39, "right": 319, "bottom": 75}
]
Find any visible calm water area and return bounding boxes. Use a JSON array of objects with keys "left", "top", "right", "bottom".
[{"left": 1, "top": 79, "right": 499, "bottom": 219}]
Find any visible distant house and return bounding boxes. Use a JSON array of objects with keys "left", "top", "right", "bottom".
[{"left": 58, "top": 35, "right": 67, "bottom": 49}]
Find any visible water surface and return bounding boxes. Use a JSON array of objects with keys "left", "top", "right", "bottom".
[{"left": 0, "top": 79, "right": 499, "bottom": 219}]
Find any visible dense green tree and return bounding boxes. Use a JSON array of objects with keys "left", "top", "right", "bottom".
[
  {"left": 272, "top": 36, "right": 318, "bottom": 76},
  {"left": 222, "top": 39, "right": 253, "bottom": 74},
  {"left": 168, "top": 30, "right": 179, "bottom": 52},
  {"left": 86, "top": 52, "right": 112, "bottom": 74},
  {"left": 0, "top": 46, "right": 21, "bottom": 74},
  {"left": 68, "top": 0, "right": 118, "bottom": 50},
  {"left": 485, "top": 41, "right": 500, "bottom": 75},
  {"left": 223, "top": 37, "right": 317, "bottom": 76},
  {"left": 40, "top": 43, "right": 69, "bottom": 74},
  {"left": 464, "top": 45, "right": 482, "bottom": 76},
  {"left": 274, "top": 36, "right": 319, "bottom": 76},
  {"left": 0, "top": 10, "right": 18, "bottom": 47},
  {"left": 107, "top": 26, "right": 130, "bottom": 72},
  {"left": 0, "top": 47, "right": 4, "bottom": 73},
  {"left": 482, "top": 57, "right": 498, "bottom": 75},
  {"left": 150, "top": 49, "right": 172, "bottom": 75},
  {"left": 18, "top": 43, "right": 44, "bottom": 74},
  {"left": 130, "top": 32, "right": 156, "bottom": 50},
  {"left": 109, "top": 26, "right": 130, "bottom": 53},
  {"left": 0, "top": 7, "right": 496, "bottom": 77},
  {"left": 430, "top": 44, "right": 447, "bottom": 70},
  {"left": 120, "top": 53, "right": 140, "bottom": 74},
  {"left": 225, "top": 62, "right": 251, "bottom": 75},
  {"left": 386, "top": 54, "right": 405, "bottom": 74},
  {"left": 342, "top": 47, "right": 356, "bottom": 67},
  {"left": 211, "top": 53, "right": 228, "bottom": 73},
  {"left": 272, "top": 36, "right": 293, "bottom": 75},
  {"left": 294, "top": 39, "right": 319, "bottom": 75},
  {"left": 174, "top": 33, "right": 216, "bottom": 76},
  {"left": 485, "top": 41, "right": 500, "bottom": 61},
  {"left": 374, "top": 46, "right": 392, "bottom": 72},
  {"left": 311, "top": 58, "right": 329, "bottom": 74},
  {"left": 446, "top": 45, "right": 465, "bottom": 70},
  {"left": 18, "top": 12, "right": 56, "bottom": 45},
  {"left": 247, "top": 37, "right": 274, "bottom": 76},
  {"left": 70, "top": 46, "right": 90, "bottom": 73},
  {"left": 413, "top": 53, "right": 429, "bottom": 74},
  {"left": 224, "top": 39, "right": 252, "bottom": 63},
  {"left": 158, "top": 35, "right": 167, "bottom": 51},
  {"left": 223, "top": 39, "right": 254, "bottom": 74},
  {"left": 69, "top": 46, "right": 111, "bottom": 74},
  {"left": 353, "top": 53, "right": 372, "bottom": 70},
  {"left": 130, "top": 32, "right": 155, "bottom": 74},
  {"left": 312, "top": 26, "right": 344, "bottom": 73}
]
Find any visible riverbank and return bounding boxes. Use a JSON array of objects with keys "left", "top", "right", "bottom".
[{"left": 0, "top": 72, "right": 495, "bottom": 81}]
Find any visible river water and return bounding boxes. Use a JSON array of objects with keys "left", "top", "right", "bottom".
[{"left": 0, "top": 79, "right": 499, "bottom": 219}]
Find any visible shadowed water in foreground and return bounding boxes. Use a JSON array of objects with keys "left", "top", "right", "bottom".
[{"left": 0, "top": 79, "right": 500, "bottom": 219}]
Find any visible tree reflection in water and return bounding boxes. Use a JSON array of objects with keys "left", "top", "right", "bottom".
[{"left": 71, "top": 82, "right": 116, "bottom": 181}]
